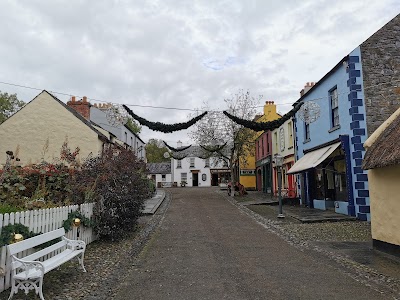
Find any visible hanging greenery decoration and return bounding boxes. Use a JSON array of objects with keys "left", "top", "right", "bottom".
[
  {"left": 200, "top": 142, "right": 227, "bottom": 153},
  {"left": 122, "top": 105, "right": 208, "bottom": 133},
  {"left": 223, "top": 102, "right": 304, "bottom": 131},
  {"left": 62, "top": 210, "right": 95, "bottom": 232},
  {"left": 0, "top": 223, "right": 38, "bottom": 247},
  {"left": 163, "top": 141, "right": 192, "bottom": 152}
]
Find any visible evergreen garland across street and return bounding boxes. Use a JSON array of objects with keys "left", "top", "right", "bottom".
[
  {"left": 222, "top": 102, "right": 304, "bottom": 131},
  {"left": 163, "top": 141, "right": 192, "bottom": 152},
  {"left": 123, "top": 105, "right": 208, "bottom": 133},
  {"left": 199, "top": 142, "right": 228, "bottom": 153}
]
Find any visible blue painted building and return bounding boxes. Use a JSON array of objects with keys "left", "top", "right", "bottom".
[
  {"left": 288, "top": 15, "right": 400, "bottom": 221},
  {"left": 288, "top": 47, "right": 370, "bottom": 220}
]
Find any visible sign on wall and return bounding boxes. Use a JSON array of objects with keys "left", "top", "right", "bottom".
[{"left": 240, "top": 169, "right": 256, "bottom": 176}]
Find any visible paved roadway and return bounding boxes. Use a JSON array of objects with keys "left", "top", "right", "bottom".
[{"left": 115, "top": 187, "right": 390, "bottom": 300}]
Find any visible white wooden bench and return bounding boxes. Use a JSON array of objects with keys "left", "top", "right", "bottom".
[{"left": 7, "top": 228, "right": 86, "bottom": 300}]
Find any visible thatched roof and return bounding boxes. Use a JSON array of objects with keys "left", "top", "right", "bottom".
[{"left": 362, "top": 109, "right": 400, "bottom": 169}]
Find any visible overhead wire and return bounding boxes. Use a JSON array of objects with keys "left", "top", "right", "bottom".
[{"left": 0, "top": 79, "right": 359, "bottom": 113}]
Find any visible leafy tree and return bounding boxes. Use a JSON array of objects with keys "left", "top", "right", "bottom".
[
  {"left": 125, "top": 117, "right": 142, "bottom": 134},
  {"left": 145, "top": 139, "right": 171, "bottom": 163},
  {"left": 0, "top": 91, "right": 25, "bottom": 124},
  {"left": 189, "top": 89, "right": 260, "bottom": 186}
]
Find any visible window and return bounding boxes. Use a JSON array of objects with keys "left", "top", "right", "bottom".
[
  {"left": 274, "top": 132, "right": 278, "bottom": 150},
  {"left": 204, "top": 158, "right": 210, "bottom": 167},
  {"left": 177, "top": 160, "right": 182, "bottom": 168},
  {"left": 131, "top": 137, "right": 133, "bottom": 147},
  {"left": 261, "top": 135, "right": 265, "bottom": 156},
  {"left": 288, "top": 122, "right": 293, "bottom": 148},
  {"left": 190, "top": 158, "right": 195, "bottom": 168},
  {"left": 125, "top": 132, "right": 128, "bottom": 143},
  {"left": 304, "top": 122, "right": 310, "bottom": 141},
  {"left": 266, "top": 133, "right": 270, "bottom": 154},
  {"left": 330, "top": 87, "right": 339, "bottom": 127},
  {"left": 181, "top": 172, "right": 187, "bottom": 182},
  {"left": 162, "top": 174, "right": 166, "bottom": 181}
]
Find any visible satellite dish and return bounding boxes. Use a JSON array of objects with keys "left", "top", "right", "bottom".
[
  {"left": 163, "top": 152, "right": 170, "bottom": 158},
  {"left": 297, "top": 101, "right": 321, "bottom": 124}
]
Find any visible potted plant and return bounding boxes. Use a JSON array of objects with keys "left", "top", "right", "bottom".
[{"left": 180, "top": 181, "right": 187, "bottom": 187}]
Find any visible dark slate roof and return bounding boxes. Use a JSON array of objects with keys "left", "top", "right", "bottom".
[
  {"left": 362, "top": 112, "right": 400, "bottom": 170},
  {"left": 146, "top": 162, "right": 171, "bottom": 174}
]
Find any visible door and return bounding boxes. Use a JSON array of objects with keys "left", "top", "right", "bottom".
[{"left": 192, "top": 173, "right": 199, "bottom": 186}]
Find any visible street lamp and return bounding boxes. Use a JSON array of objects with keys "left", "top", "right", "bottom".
[{"left": 274, "top": 153, "right": 285, "bottom": 218}]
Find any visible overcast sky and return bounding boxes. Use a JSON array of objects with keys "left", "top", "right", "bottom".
[{"left": 0, "top": 1, "right": 399, "bottom": 146}]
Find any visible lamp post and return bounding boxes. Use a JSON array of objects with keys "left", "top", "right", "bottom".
[{"left": 274, "top": 153, "right": 285, "bottom": 218}]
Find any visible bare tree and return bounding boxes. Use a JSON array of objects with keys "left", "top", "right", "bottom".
[{"left": 189, "top": 90, "right": 260, "bottom": 187}]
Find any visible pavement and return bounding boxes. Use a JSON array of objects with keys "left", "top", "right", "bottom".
[
  {"left": 242, "top": 190, "right": 357, "bottom": 223},
  {"left": 114, "top": 187, "right": 400, "bottom": 299},
  {"left": 142, "top": 190, "right": 166, "bottom": 214}
]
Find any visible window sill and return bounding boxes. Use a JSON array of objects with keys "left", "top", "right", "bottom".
[
  {"left": 288, "top": 146, "right": 293, "bottom": 150},
  {"left": 303, "top": 139, "right": 311, "bottom": 144},
  {"left": 176, "top": 167, "right": 182, "bottom": 169},
  {"left": 328, "top": 125, "right": 341, "bottom": 133}
]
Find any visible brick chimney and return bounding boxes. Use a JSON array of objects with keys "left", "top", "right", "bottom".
[
  {"left": 67, "top": 96, "right": 91, "bottom": 119},
  {"left": 300, "top": 82, "right": 315, "bottom": 97},
  {"left": 263, "top": 101, "right": 277, "bottom": 116}
]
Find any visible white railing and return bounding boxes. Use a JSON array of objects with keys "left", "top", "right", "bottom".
[{"left": 0, "top": 203, "right": 97, "bottom": 292}]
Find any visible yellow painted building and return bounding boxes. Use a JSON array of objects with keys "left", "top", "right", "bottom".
[
  {"left": 239, "top": 101, "right": 281, "bottom": 190},
  {"left": 362, "top": 106, "right": 400, "bottom": 256},
  {"left": 0, "top": 90, "right": 112, "bottom": 166}
]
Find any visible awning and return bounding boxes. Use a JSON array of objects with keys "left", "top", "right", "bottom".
[{"left": 287, "top": 142, "right": 341, "bottom": 174}]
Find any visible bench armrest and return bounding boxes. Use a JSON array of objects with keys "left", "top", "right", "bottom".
[
  {"left": 62, "top": 237, "right": 86, "bottom": 251},
  {"left": 11, "top": 255, "right": 45, "bottom": 279}
]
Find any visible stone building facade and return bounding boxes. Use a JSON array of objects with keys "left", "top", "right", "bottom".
[{"left": 361, "top": 14, "right": 400, "bottom": 136}]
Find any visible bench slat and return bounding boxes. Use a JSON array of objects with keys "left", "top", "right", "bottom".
[
  {"left": 13, "top": 248, "right": 84, "bottom": 280},
  {"left": 20, "top": 240, "right": 67, "bottom": 263},
  {"left": 7, "top": 228, "right": 66, "bottom": 255}
]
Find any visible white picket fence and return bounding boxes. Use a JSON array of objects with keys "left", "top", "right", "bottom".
[{"left": 0, "top": 203, "right": 97, "bottom": 293}]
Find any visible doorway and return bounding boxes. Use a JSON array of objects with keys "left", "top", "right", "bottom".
[{"left": 192, "top": 173, "right": 199, "bottom": 186}]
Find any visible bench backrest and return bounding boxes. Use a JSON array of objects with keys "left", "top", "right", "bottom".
[{"left": 7, "top": 228, "right": 66, "bottom": 256}]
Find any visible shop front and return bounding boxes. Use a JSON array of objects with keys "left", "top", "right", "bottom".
[
  {"left": 288, "top": 138, "right": 354, "bottom": 215},
  {"left": 210, "top": 169, "right": 231, "bottom": 186},
  {"left": 255, "top": 156, "right": 272, "bottom": 194}
]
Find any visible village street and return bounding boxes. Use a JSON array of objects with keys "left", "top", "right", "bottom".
[{"left": 114, "top": 188, "right": 395, "bottom": 300}]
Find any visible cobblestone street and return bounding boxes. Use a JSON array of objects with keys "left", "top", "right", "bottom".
[{"left": 114, "top": 187, "right": 399, "bottom": 299}]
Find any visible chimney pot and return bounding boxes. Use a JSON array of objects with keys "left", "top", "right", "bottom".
[
  {"left": 83, "top": 96, "right": 88, "bottom": 103},
  {"left": 71, "top": 96, "right": 76, "bottom": 103}
]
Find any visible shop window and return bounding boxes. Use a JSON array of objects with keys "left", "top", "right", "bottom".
[{"left": 334, "top": 159, "right": 347, "bottom": 201}]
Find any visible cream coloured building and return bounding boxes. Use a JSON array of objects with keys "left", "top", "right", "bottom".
[
  {"left": 362, "top": 106, "right": 400, "bottom": 257},
  {"left": 0, "top": 90, "right": 112, "bottom": 166}
]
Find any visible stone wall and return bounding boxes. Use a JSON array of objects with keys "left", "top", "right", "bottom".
[{"left": 361, "top": 14, "right": 400, "bottom": 136}]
